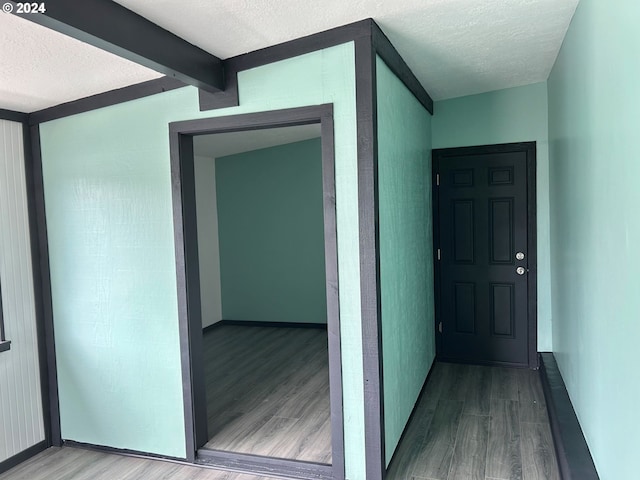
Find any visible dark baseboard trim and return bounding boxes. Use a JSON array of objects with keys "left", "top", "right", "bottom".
[
  {"left": 0, "top": 109, "right": 29, "bottom": 123},
  {"left": 64, "top": 440, "right": 332, "bottom": 479},
  {"left": 0, "top": 440, "right": 48, "bottom": 475},
  {"left": 202, "top": 322, "right": 222, "bottom": 335},
  {"left": 539, "top": 353, "right": 600, "bottom": 480},
  {"left": 436, "top": 356, "right": 531, "bottom": 369},
  {"left": 204, "top": 320, "right": 328, "bottom": 333},
  {"left": 384, "top": 358, "right": 436, "bottom": 474},
  {"left": 62, "top": 440, "right": 187, "bottom": 464},
  {"left": 28, "top": 77, "right": 186, "bottom": 125},
  {"left": 197, "top": 448, "right": 332, "bottom": 480}
]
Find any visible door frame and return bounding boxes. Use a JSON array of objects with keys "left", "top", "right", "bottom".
[
  {"left": 432, "top": 142, "right": 538, "bottom": 369},
  {"left": 169, "top": 104, "right": 344, "bottom": 480}
]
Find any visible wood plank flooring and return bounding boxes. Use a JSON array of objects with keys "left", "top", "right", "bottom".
[
  {"left": 1, "top": 343, "right": 560, "bottom": 480},
  {"left": 0, "top": 447, "right": 280, "bottom": 480},
  {"left": 387, "top": 362, "right": 560, "bottom": 480},
  {"left": 202, "top": 325, "right": 331, "bottom": 464}
]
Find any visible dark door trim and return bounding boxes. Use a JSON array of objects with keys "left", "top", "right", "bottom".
[
  {"left": 169, "top": 104, "right": 344, "bottom": 479},
  {"left": 432, "top": 142, "right": 538, "bottom": 369}
]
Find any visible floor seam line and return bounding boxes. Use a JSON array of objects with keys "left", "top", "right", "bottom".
[{"left": 445, "top": 401, "right": 464, "bottom": 480}]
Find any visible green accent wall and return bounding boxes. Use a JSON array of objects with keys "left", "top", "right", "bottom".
[
  {"left": 431, "top": 82, "right": 552, "bottom": 350},
  {"left": 215, "top": 138, "right": 327, "bottom": 323},
  {"left": 376, "top": 56, "right": 435, "bottom": 465},
  {"left": 40, "top": 43, "right": 367, "bottom": 478},
  {"left": 547, "top": 0, "right": 639, "bottom": 478}
]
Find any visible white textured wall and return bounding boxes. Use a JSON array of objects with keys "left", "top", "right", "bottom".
[
  {"left": 0, "top": 120, "right": 45, "bottom": 463},
  {"left": 194, "top": 156, "right": 222, "bottom": 328}
]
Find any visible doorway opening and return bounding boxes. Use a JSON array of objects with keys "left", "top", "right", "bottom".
[{"left": 169, "top": 105, "right": 343, "bottom": 480}]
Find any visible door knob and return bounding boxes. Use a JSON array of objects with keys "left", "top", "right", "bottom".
[
  {"left": 516, "top": 252, "right": 525, "bottom": 260},
  {"left": 516, "top": 266, "right": 526, "bottom": 275}
]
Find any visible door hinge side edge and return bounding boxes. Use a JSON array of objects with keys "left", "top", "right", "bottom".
[
  {"left": 436, "top": 173, "right": 440, "bottom": 186},
  {"left": 438, "top": 322, "right": 442, "bottom": 334},
  {"left": 437, "top": 248, "right": 441, "bottom": 261}
]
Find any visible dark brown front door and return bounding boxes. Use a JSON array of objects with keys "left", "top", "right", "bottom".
[{"left": 433, "top": 142, "right": 536, "bottom": 366}]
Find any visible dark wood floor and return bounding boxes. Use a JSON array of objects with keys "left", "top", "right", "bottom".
[
  {"left": 2, "top": 353, "right": 560, "bottom": 480},
  {"left": 202, "top": 325, "right": 331, "bottom": 464},
  {"left": 387, "top": 362, "right": 560, "bottom": 480},
  {"left": 0, "top": 447, "right": 279, "bottom": 480}
]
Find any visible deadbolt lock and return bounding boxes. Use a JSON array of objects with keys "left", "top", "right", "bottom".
[{"left": 516, "top": 252, "right": 525, "bottom": 260}]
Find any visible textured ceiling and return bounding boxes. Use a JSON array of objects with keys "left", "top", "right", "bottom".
[
  {"left": 116, "top": 0, "right": 579, "bottom": 100},
  {"left": 1, "top": 0, "right": 579, "bottom": 113},
  {"left": 0, "top": 13, "right": 161, "bottom": 113}
]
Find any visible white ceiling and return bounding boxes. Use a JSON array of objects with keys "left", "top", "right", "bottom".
[
  {"left": 0, "top": 13, "right": 162, "bottom": 113},
  {"left": 193, "top": 124, "right": 321, "bottom": 159},
  {"left": 1, "top": 0, "right": 579, "bottom": 113}
]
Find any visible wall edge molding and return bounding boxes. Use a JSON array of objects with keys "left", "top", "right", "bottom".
[{"left": 539, "top": 352, "right": 600, "bottom": 480}]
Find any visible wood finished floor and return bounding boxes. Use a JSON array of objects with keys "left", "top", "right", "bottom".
[
  {"left": 0, "top": 447, "right": 280, "bottom": 480},
  {"left": 387, "top": 362, "right": 560, "bottom": 480},
  {"left": 202, "top": 325, "right": 331, "bottom": 464},
  {"left": 1, "top": 338, "right": 560, "bottom": 480}
]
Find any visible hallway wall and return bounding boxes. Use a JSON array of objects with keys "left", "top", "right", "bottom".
[
  {"left": 431, "top": 82, "right": 552, "bottom": 350},
  {"left": 547, "top": 0, "right": 640, "bottom": 478},
  {"left": 377, "top": 56, "right": 435, "bottom": 465}
]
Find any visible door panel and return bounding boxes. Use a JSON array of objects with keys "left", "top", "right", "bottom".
[{"left": 434, "top": 144, "right": 535, "bottom": 366}]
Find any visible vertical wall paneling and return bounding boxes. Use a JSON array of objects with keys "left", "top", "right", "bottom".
[{"left": 0, "top": 119, "right": 45, "bottom": 463}]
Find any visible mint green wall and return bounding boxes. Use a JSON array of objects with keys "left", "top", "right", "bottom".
[
  {"left": 431, "top": 82, "right": 552, "bottom": 351},
  {"left": 40, "top": 98, "right": 187, "bottom": 456},
  {"left": 547, "top": 0, "right": 640, "bottom": 478},
  {"left": 40, "top": 43, "right": 367, "bottom": 478},
  {"left": 215, "top": 138, "right": 326, "bottom": 324},
  {"left": 376, "top": 56, "right": 435, "bottom": 465}
]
